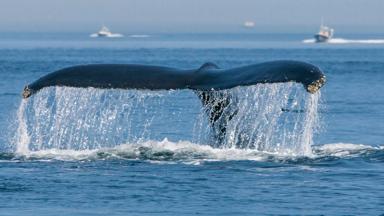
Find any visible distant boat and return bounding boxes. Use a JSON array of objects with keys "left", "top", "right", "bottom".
[
  {"left": 314, "top": 21, "right": 334, "bottom": 43},
  {"left": 243, "top": 21, "right": 255, "bottom": 28},
  {"left": 90, "top": 25, "right": 123, "bottom": 38},
  {"left": 97, "top": 25, "right": 113, "bottom": 37}
]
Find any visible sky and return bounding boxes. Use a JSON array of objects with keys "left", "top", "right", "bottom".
[{"left": 0, "top": 0, "right": 383, "bottom": 33}]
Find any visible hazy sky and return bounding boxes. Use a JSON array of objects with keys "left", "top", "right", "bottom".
[{"left": 1, "top": 0, "right": 383, "bottom": 33}]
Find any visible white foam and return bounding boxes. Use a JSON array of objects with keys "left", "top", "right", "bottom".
[
  {"left": 17, "top": 139, "right": 282, "bottom": 162},
  {"left": 129, "top": 34, "right": 150, "bottom": 38},
  {"left": 20, "top": 148, "right": 97, "bottom": 161},
  {"left": 89, "top": 33, "right": 124, "bottom": 38},
  {"left": 303, "top": 38, "right": 384, "bottom": 44},
  {"left": 314, "top": 143, "right": 382, "bottom": 157},
  {"left": 302, "top": 39, "right": 316, "bottom": 43},
  {"left": 15, "top": 140, "right": 384, "bottom": 163}
]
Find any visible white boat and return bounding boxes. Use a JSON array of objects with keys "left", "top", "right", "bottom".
[
  {"left": 243, "top": 21, "right": 255, "bottom": 28},
  {"left": 314, "top": 20, "right": 334, "bottom": 43},
  {"left": 90, "top": 25, "right": 123, "bottom": 38},
  {"left": 97, "top": 26, "right": 112, "bottom": 37}
]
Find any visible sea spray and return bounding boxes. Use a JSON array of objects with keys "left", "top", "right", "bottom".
[
  {"left": 201, "top": 83, "right": 320, "bottom": 155},
  {"left": 15, "top": 83, "right": 321, "bottom": 156},
  {"left": 16, "top": 100, "right": 30, "bottom": 154},
  {"left": 16, "top": 87, "right": 201, "bottom": 151}
]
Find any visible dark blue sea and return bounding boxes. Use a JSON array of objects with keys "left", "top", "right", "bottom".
[{"left": 0, "top": 32, "right": 383, "bottom": 215}]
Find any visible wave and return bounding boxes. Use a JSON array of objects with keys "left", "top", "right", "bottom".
[
  {"left": 2, "top": 139, "right": 383, "bottom": 164},
  {"left": 313, "top": 143, "right": 383, "bottom": 157},
  {"left": 0, "top": 92, "right": 19, "bottom": 97},
  {"left": 302, "top": 38, "right": 384, "bottom": 44}
]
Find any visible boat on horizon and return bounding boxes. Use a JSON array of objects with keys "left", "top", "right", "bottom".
[
  {"left": 97, "top": 25, "right": 113, "bottom": 37},
  {"left": 90, "top": 25, "right": 124, "bottom": 38},
  {"left": 314, "top": 20, "right": 334, "bottom": 43},
  {"left": 243, "top": 21, "right": 255, "bottom": 28}
]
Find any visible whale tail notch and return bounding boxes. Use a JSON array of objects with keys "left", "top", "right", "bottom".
[{"left": 197, "top": 62, "right": 220, "bottom": 71}]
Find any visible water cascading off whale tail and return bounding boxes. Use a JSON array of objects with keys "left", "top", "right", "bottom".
[{"left": 21, "top": 61, "right": 326, "bottom": 148}]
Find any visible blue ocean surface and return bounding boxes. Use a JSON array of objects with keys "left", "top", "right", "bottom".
[{"left": 0, "top": 32, "right": 383, "bottom": 215}]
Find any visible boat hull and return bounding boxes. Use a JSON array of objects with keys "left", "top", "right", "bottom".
[
  {"left": 314, "top": 34, "right": 330, "bottom": 43},
  {"left": 97, "top": 33, "right": 110, "bottom": 37}
]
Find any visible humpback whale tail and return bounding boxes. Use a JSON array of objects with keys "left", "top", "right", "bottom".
[
  {"left": 23, "top": 60, "right": 325, "bottom": 98},
  {"left": 22, "top": 61, "right": 326, "bottom": 143}
]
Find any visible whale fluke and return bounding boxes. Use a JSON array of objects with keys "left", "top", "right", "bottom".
[{"left": 22, "top": 60, "right": 325, "bottom": 99}]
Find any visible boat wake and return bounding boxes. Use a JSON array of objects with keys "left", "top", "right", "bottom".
[
  {"left": 129, "top": 34, "right": 150, "bottom": 38},
  {"left": 89, "top": 33, "right": 124, "bottom": 38},
  {"left": 303, "top": 38, "right": 384, "bottom": 44},
  {"left": 88, "top": 34, "right": 148, "bottom": 38}
]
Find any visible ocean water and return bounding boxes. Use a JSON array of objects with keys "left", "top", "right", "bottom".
[{"left": 0, "top": 32, "right": 384, "bottom": 215}]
